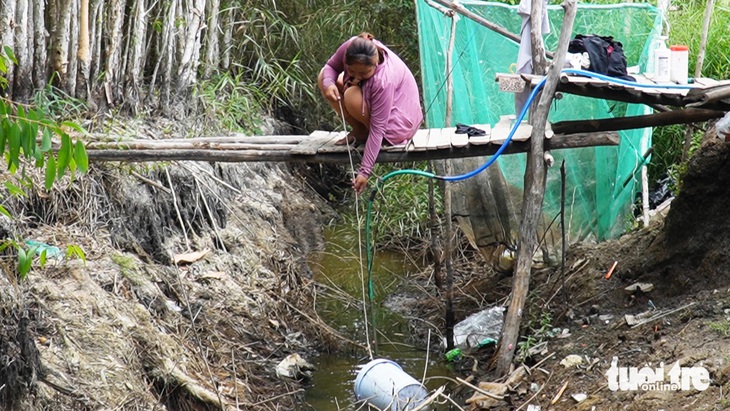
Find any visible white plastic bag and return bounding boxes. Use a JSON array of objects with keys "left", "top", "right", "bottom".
[
  {"left": 717, "top": 112, "right": 730, "bottom": 139},
  {"left": 449, "top": 306, "right": 505, "bottom": 349}
]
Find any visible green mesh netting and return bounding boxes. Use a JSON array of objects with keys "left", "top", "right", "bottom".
[{"left": 416, "top": 1, "right": 662, "bottom": 242}]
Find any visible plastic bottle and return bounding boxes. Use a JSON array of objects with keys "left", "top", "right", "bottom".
[
  {"left": 653, "top": 36, "right": 671, "bottom": 83},
  {"left": 670, "top": 45, "right": 689, "bottom": 84}
]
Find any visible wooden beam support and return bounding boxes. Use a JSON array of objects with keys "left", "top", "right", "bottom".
[
  {"left": 551, "top": 108, "right": 726, "bottom": 134},
  {"left": 85, "top": 132, "right": 618, "bottom": 164}
]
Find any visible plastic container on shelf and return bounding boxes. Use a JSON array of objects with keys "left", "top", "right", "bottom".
[
  {"left": 670, "top": 44, "right": 689, "bottom": 84},
  {"left": 653, "top": 36, "right": 671, "bottom": 82}
]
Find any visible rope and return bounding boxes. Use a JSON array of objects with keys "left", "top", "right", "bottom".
[{"left": 337, "top": 99, "right": 374, "bottom": 361}]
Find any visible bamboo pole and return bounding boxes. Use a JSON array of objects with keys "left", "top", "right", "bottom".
[{"left": 694, "top": 0, "right": 715, "bottom": 78}]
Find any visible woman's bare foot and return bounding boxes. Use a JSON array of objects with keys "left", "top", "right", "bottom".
[{"left": 335, "top": 133, "right": 357, "bottom": 145}]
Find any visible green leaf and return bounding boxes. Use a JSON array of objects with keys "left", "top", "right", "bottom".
[
  {"left": 0, "top": 122, "right": 6, "bottom": 154},
  {"left": 66, "top": 245, "right": 86, "bottom": 263},
  {"left": 0, "top": 205, "right": 10, "bottom": 218},
  {"left": 45, "top": 155, "right": 56, "bottom": 190},
  {"left": 40, "top": 128, "right": 52, "bottom": 152},
  {"left": 27, "top": 109, "right": 39, "bottom": 155},
  {"left": 7, "top": 122, "right": 20, "bottom": 169},
  {"left": 57, "top": 134, "right": 72, "bottom": 178},
  {"left": 60, "top": 121, "right": 86, "bottom": 135},
  {"left": 4, "top": 46, "right": 17, "bottom": 64},
  {"left": 74, "top": 141, "right": 88, "bottom": 173},
  {"left": 17, "top": 247, "right": 30, "bottom": 279},
  {"left": 39, "top": 249, "right": 47, "bottom": 266},
  {"left": 34, "top": 149, "right": 44, "bottom": 166},
  {"left": 4, "top": 181, "right": 26, "bottom": 198},
  {"left": 0, "top": 57, "right": 5, "bottom": 74}
]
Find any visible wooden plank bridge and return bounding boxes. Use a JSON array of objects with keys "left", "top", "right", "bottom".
[{"left": 85, "top": 74, "right": 730, "bottom": 164}]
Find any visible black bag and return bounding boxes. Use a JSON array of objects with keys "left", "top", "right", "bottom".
[{"left": 568, "top": 34, "right": 635, "bottom": 81}]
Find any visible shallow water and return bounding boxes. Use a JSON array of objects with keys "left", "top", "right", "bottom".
[{"left": 301, "top": 225, "right": 455, "bottom": 410}]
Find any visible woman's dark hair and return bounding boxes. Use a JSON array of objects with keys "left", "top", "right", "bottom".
[{"left": 346, "top": 33, "right": 379, "bottom": 66}]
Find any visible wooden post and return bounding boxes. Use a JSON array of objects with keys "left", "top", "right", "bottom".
[
  {"left": 495, "top": 0, "right": 577, "bottom": 376},
  {"left": 694, "top": 0, "right": 714, "bottom": 78}
]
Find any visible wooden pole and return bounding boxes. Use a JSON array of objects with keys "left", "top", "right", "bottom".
[
  {"left": 694, "top": 0, "right": 714, "bottom": 78},
  {"left": 551, "top": 108, "right": 726, "bottom": 134},
  {"left": 495, "top": 0, "right": 577, "bottom": 376}
]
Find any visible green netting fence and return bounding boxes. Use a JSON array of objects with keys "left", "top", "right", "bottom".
[{"left": 416, "top": 1, "right": 662, "bottom": 242}]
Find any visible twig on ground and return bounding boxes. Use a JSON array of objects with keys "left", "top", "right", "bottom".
[{"left": 456, "top": 377, "right": 504, "bottom": 400}]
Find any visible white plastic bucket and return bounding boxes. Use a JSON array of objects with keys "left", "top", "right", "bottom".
[{"left": 353, "top": 359, "right": 429, "bottom": 411}]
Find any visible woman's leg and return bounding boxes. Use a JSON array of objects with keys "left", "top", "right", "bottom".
[
  {"left": 342, "top": 85, "right": 369, "bottom": 143},
  {"left": 318, "top": 69, "right": 368, "bottom": 144}
]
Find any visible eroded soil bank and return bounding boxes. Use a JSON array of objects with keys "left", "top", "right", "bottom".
[{"left": 0, "top": 152, "right": 351, "bottom": 410}]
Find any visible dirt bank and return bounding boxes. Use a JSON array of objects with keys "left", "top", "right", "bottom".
[{"left": 0, "top": 133, "right": 347, "bottom": 409}]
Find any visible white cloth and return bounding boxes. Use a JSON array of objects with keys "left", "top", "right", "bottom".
[{"left": 515, "top": 0, "right": 550, "bottom": 114}]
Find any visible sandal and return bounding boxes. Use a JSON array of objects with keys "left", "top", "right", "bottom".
[{"left": 455, "top": 123, "right": 486, "bottom": 137}]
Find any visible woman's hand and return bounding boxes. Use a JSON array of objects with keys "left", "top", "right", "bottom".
[
  {"left": 324, "top": 84, "right": 341, "bottom": 103},
  {"left": 352, "top": 174, "right": 368, "bottom": 194}
]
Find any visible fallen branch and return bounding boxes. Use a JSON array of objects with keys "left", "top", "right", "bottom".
[{"left": 630, "top": 302, "right": 696, "bottom": 328}]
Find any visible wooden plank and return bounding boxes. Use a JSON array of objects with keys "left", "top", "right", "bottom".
[
  {"left": 693, "top": 77, "right": 720, "bottom": 87},
  {"left": 490, "top": 116, "right": 511, "bottom": 144},
  {"left": 513, "top": 123, "right": 533, "bottom": 142},
  {"left": 630, "top": 74, "right": 662, "bottom": 96},
  {"left": 316, "top": 131, "right": 352, "bottom": 154},
  {"left": 410, "top": 128, "right": 430, "bottom": 151},
  {"left": 290, "top": 131, "right": 340, "bottom": 155},
  {"left": 491, "top": 116, "right": 532, "bottom": 144},
  {"left": 426, "top": 128, "right": 450, "bottom": 150},
  {"left": 467, "top": 124, "right": 491, "bottom": 145},
  {"left": 382, "top": 140, "right": 412, "bottom": 152},
  {"left": 451, "top": 127, "right": 469, "bottom": 148}
]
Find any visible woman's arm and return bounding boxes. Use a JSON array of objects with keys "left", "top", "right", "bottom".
[
  {"left": 321, "top": 39, "right": 352, "bottom": 90},
  {"left": 358, "top": 78, "right": 395, "bottom": 178}
]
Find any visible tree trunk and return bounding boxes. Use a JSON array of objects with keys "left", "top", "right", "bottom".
[
  {"left": 51, "top": 0, "right": 72, "bottom": 91},
  {"left": 13, "top": 0, "right": 32, "bottom": 101},
  {"left": 77, "top": 0, "right": 91, "bottom": 101},
  {"left": 90, "top": 0, "right": 104, "bottom": 99},
  {"left": 32, "top": 0, "right": 47, "bottom": 91},
  {"left": 1, "top": 0, "right": 17, "bottom": 96},
  {"left": 177, "top": 0, "right": 206, "bottom": 94},
  {"left": 158, "top": 0, "right": 179, "bottom": 112},
  {"left": 495, "top": 0, "right": 577, "bottom": 377},
  {"left": 105, "top": 0, "right": 125, "bottom": 107},
  {"left": 221, "top": 2, "right": 232, "bottom": 70},
  {"left": 66, "top": 0, "right": 79, "bottom": 97},
  {"left": 203, "top": 0, "right": 220, "bottom": 78},
  {"left": 125, "top": 0, "right": 147, "bottom": 114},
  {"left": 529, "top": 0, "right": 548, "bottom": 76}
]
